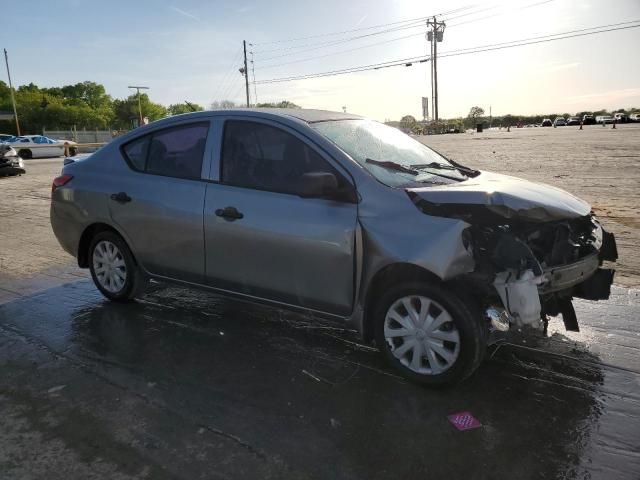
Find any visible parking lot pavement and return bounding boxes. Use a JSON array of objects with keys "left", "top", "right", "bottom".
[
  {"left": 0, "top": 158, "right": 88, "bottom": 304},
  {"left": 0, "top": 280, "right": 639, "bottom": 479}
]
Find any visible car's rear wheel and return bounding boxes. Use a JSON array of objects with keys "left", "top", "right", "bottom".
[
  {"left": 373, "top": 281, "right": 487, "bottom": 386},
  {"left": 18, "top": 149, "right": 32, "bottom": 159},
  {"left": 89, "top": 231, "right": 145, "bottom": 302}
]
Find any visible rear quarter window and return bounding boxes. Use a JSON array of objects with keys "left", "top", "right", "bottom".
[{"left": 122, "top": 136, "right": 150, "bottom": 171}]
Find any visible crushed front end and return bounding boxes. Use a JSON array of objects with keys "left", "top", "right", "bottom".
[
  {"left": 466, "top": 214, "right": 617, "bottom": 332},
  {"left": 408, "top": 187, "right": 618, "bottom": 333}
]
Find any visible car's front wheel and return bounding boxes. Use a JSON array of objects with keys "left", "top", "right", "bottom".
[
  {"left": 373, "top": 282, "right": 487, "bottom": 386},
  {"left": 89, "top": 231, "right": 145, "bottom": 302}
]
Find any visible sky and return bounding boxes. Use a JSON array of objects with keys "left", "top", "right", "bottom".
[{"left": 3, "top": 0, "right": 640, "bottom": 121}]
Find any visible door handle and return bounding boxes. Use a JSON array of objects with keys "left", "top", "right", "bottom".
[
  {"left": 110, "top": 192, "right": 132, "bottom": 203},
  {"left": 215, "top": 206, "right": 243, "bottom": 221}
]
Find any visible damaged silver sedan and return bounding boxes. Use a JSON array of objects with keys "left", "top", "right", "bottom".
[{"left": 50, "top": 109, "right": 617, "bottom": 385}]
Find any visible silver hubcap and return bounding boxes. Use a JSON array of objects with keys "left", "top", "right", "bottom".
[
  {"left": 92, "top": 240, "right": 127, "bottom": 293},
  {"left": 384, "top": 295, "right": 460, "bottom": 375}
]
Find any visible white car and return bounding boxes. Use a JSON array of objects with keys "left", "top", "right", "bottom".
[
  {"left": 595, "top": 116, "right": 614, "bottom": 124},
  {"left": 4, "top": 135, "right": 77, "bottom": 159}
]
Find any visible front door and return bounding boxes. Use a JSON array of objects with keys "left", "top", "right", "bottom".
[
  {"left": 109, "top": 121, "right": 210, "bottom": 283},
  {"left": 204, "top": 119, "right": 358, "bottom": 316}
]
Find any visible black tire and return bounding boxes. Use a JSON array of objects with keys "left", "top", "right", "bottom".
[
  {"left": 373, "top": 281, "right": 487, "bottom": 386},
  {"left": 88, "top": 231, "right": 146, "bottom": 302},
  {"left": 18, "top": 149, "right": 32, "bottom": 159}
]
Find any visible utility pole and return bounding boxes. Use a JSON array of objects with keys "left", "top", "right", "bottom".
[
  {"left": 426, "top": 17, "right": 445, "bottom": 122},
  {"left": 3, "top": 49, "right": 20, "bottom": 136},
  {"left": 242, "top": 40, "right": 250, "bottom": 107},
  {"left": 128, "top": 85, "right": 149, "bottom": 127}
]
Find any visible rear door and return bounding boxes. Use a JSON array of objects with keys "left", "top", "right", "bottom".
[
  {"left": 109, "top": 121, "right": 211, "bottom": 283},
  {"left": 204, "top": 118, "right": 358, "bottom": 315}
]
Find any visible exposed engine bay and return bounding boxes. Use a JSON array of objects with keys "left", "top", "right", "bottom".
[{"left": 408, "top": 190, "right": 618, "bottom": 333}]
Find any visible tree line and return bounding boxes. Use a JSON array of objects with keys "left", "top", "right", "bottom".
[
  {"left": 0, "top": 80, "right": 300, "bottom": 134},
  {"left": 397, "top": 105, "right": 640, "bottom": 133}
]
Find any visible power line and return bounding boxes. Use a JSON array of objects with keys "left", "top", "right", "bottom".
[
  {"left": 255, "top": 21, "right": 640, "bottom": 85},
  {"left": 447, "top": 0, "right": 557, "bottom": 28},
  {"left": 255, "top": 22, "right": 428, "bottom": 60},
  {"left": 257, "top": 55, "right": 429, "bottom": 85},
  {"left": 253, "top": 0, "right": 555, "bottom": 59},
  {"left": 251, "top": 4, "right": 477, "bottom": 47},
  {"left": 257, "top": 30, "right": 428, "bottom": 70},
  {"left": 212, "top": 45, "right": 243, "bottom": 101}
]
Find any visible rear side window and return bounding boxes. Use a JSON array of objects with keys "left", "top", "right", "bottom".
[{"left": 121, "top": 122, "right": 209, "bottom": 180}]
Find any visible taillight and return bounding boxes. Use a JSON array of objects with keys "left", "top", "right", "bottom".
[{"left": 52, "top": 174, "right": 73, "bottom": 194}]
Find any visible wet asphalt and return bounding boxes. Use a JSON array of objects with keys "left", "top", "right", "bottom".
[{"left": 0, "top": 280, "right": 639, "bottom": 479}]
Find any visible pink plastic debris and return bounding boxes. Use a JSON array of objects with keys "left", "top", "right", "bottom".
[{"left": 448, "top": 411, "right": 482, "bottom": 431}]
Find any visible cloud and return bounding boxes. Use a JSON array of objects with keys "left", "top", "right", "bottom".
[{"left": 169, "top": 6, "right": 201, "bottom": 22}]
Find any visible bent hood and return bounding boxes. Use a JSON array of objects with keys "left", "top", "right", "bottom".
[{"left": 407, "top": 170, "right": 591, "bottom": 222}]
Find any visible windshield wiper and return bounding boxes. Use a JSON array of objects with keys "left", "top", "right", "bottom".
[
  {"left": 411, "top": 161, "right": 478, "bottom": 176},
  {"left": 366, "top": 158, "right": 418, "bottom": 175}
]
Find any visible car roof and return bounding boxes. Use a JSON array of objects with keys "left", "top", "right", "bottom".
[
  {"left": 163, "top": 108, "right": 363, "bottom": 124},
  {"left": 220, "top": 108, "right": 362, "bottom": 123}
]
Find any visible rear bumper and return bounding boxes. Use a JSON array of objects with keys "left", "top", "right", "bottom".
[{"left": 50, "top": 200, "right": 83, "bottom": 258}]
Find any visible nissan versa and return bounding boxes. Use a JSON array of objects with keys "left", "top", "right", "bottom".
[{"left": 50, "top": 109, "right": 618, "bottom": 385}]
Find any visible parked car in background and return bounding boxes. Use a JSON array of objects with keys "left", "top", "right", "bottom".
[
  {"left": 582, "top": 114, "right": 596, "bottom": 125},
  {"left": 553, "top": 117, "right": 566, "bottom": 127},
  {"left": 596, "top": 116, "right": 614, "bottom": 124},
  {"left": 50, "top": 108, "right": 618, "bottom": 386},
  {"left": 541, "top": 118, "right": 552, "bottom": 127},
  {"left": 0, "top": 144, "right": 25, "bottom": 176},
  {"left": 613, "top": 113, "right": 627, "bottom": 123},
  {"left": 0, "top": 134, "right": 15, "bottom": 142},
  {"left": 5, "top": 135, "right": 77, "bottom": 159},
  {"left": 630, "top": 113, "right": 640, "bottom": 122},
  {"left": 566, "top": 117, "right": 581, "bottom": 126}
]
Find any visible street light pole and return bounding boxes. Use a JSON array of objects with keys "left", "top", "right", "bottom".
[
  {"left": 3, "top": 49, "right": 20, "bottom": 136},
  {"left": 128, "top": 85, "right": 149, "bottom": 127}
]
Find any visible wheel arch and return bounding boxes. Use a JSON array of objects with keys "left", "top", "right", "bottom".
[
  {"left": 77, "top": 222, "right": 136, "bottom": 268},
  {"left": 17, "top": 148, "right": 32, "bottom": 159},
  {"left": 362, "top": 262, "right": 442, "bottom": 342}
]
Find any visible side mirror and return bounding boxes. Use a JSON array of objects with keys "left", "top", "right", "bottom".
[{"left": 299, "top": 171, "right": 339, "bottom": 198}]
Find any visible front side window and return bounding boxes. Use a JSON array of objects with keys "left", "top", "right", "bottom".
[
  {"left": 122, "top": 122, "right": 209, "bottom": 179},
  {"left": 221, "top": 120, "right": 341, "bottom": 196}
]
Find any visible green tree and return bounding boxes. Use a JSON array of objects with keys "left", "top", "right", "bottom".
[
  {"left": 400, "top": 115, "right": 417, "bottom": 131},
  {"left": 466, "top": 106, "right": 485, "bottom": 128},
  {"left": 210, "top": 100, "right": 237, "bottom": 109},
  {"left": 113, "top": 94, "right": 167, "bottom": 129},
  {"left": 167, "top": 102, "right": 204, "bottom": 115},
  {"left": 256, "top": 100, "right": 300, "bottom": 109}
]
